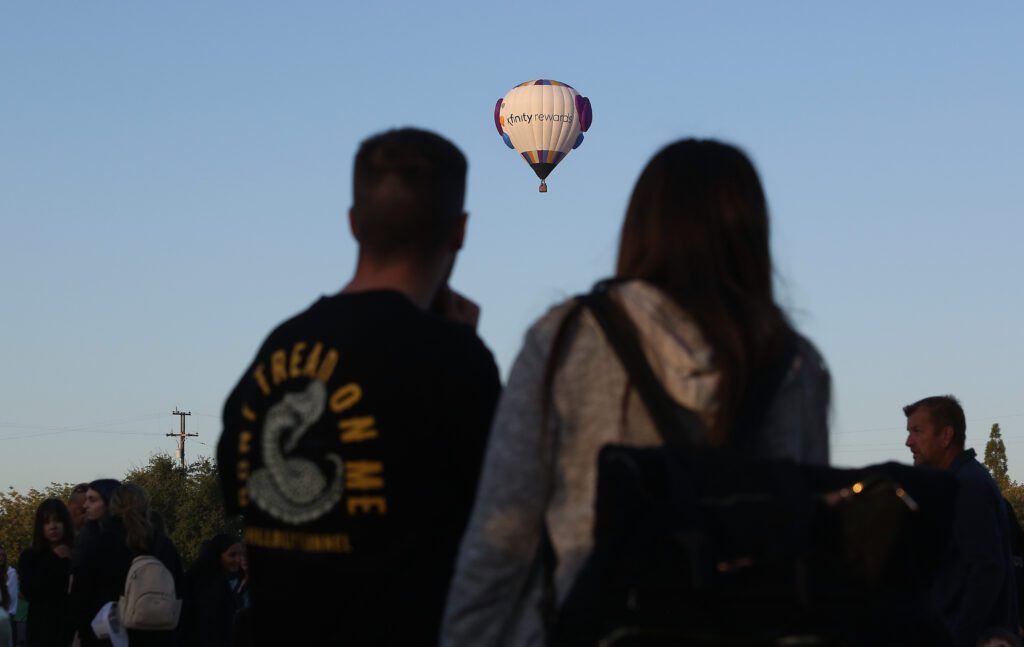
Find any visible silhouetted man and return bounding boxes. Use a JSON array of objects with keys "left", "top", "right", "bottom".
[
  {"left": 218, "top": 128, "right": 501, "bottom": 646},
  {"left": 905, "top": 395, "right": 1019, "bottom": 646},
  {"left": 67, "top": 483, "right": 89, "bottom": 532}
]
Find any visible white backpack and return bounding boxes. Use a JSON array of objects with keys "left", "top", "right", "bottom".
[{"left": 118, "top": 555, "right": 182, "bottom": 630}]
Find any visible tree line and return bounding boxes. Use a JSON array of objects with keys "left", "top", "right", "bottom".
[
  {"left": 0, "top": 454, "right": 236, "bottom": 568},
  {"left": 1, "top": 428, "right": 1017, "bottom": 569},
  {"left": 983, "top": 422, "right": 1024, "bottom": 520}
]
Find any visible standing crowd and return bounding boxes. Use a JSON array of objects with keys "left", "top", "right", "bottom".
[
  {"left": 0, "top": 481, "right": 248, "bottom": 647},
  {"left": 2, "top": 127, "right": 1019, "bottom": 646}
]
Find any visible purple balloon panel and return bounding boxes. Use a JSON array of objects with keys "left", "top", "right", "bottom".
[
  {"left": 580, "top": 97, "right": 593, "bottom": 132},
  {"left": 494, "top": 98, "right": 504, "bottom": 135}
]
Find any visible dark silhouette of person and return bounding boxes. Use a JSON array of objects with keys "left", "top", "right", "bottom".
[
  {"left": 218, "top": 128, "right": 501, "bottom": 646},
  {"left": 443, "top": 139, "right": 831, "bottom": 644},
  {"left": 181, "top": 533, "right": 244, "bottom": 647},
  {"left": 905, "top": 395, "right": 1019, "bottom": 646},
  {"left": 18, "top": 498, "right": 75, "bottom": 647}
]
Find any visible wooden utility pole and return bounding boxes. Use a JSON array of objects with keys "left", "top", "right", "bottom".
[{"left": 168, "top": 409, "right": 197, "bottom": 469}]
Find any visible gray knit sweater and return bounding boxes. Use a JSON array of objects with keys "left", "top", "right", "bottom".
[{"left": 442, "top": 281, "right": 831, "bottom": 646}]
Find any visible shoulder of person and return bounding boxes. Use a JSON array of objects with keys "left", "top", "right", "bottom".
[
  {"left": 956, "top": 454, "right": 999, "bottom": 485},
  {"left": 522, "top": 281, "right": 696, "bottom": 351},
  {"left": 407, "top": 304, "right": 496, "bottom": 365},
  {"left": 523, "top": 297, "right": 588, "bottom": 350},
  {"left": 792, "top": 334, "right": 829, "bottom": 374},
  {"left": 776, "top": 333, "right": 830, "bottom": 393},
  {"left": 151, "top": 530, "right": 180, "bottom": 558},
  {"left": 255, "top": 298, "right": 330, "bottom": 352},
  {"left": 74, "top": 521, "right": 103, "bottom": 553}
]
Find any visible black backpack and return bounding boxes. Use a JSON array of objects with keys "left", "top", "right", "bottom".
[{"left": 541, "top": 286, "right": 957, "bottom": 646}]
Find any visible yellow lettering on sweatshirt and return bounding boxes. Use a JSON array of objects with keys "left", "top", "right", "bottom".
[
  {"left": 289, "top": 342, "right": 307, "bottom": 378},
  {"left": 302, "top": 343, "right": 323, "bottom": 378},
  {"left": 330, "top": 383, "right": 362, "bottom": 413},
  {"left": 270, "top": 350, "right": 287, "bottom": 385},
  {"left": 252, "top": 365, "right": 271, "bottom": 396},
  {"left": 344, "top": 461, "right": 384, "bottom": 490},
  {"left": 347, "top": 496, "right": 387, "bottom": 515},
  {"left": 317, "top": 349, "right": 338, "bottom": 382},
  {"left": 339, "top": 416, "right": 378, "bottom": 443}
]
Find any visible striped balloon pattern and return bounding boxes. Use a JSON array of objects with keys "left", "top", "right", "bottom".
[{"left": 494, "top": 79, "right": 592, "bottom": 191}]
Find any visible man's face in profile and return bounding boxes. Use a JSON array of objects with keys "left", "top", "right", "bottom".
[
  {"left": 905, "top": 408, "right": 945, "bottom": 468},
  {"left": 68, "top": 493, "right": 86, "bottom": 529}
]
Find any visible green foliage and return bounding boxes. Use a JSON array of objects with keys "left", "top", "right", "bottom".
[
  {"left": 1005, "top": 483, "right": 1024, "bottom": 527},
  {"left": 124, "top": 454, "right": 237, "bottom": 565},
  {"left": 0, "top": 483, "right": 75, "bottom": 568},
  {"left": 124, "top": 454, "right": 187, "bottom": 537},
  {"left": 984, "top": 423, "right": 1010, "bottom": 491},
  {"left": 0, "top": 454, "right": 235, "bottom": 569}
]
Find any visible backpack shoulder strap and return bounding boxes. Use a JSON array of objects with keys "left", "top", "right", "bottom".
[
  {"left": 541, "top": 284, "right": 709, "bottom": 635},
  {"left": 580, "top": 286, "right": 707, "bottom": 450}
]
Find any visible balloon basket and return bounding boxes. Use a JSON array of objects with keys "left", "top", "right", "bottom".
[{"left": 539, "top": 180, "right": 547, "bottom": 193}]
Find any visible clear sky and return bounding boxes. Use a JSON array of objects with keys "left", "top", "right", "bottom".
[{"left": 2, "top": 2, "right": 1022, "bottom": 491}]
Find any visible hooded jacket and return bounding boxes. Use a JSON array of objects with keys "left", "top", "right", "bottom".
[{"left": 442, "top": 281, "right": 831, "bottom": 646}]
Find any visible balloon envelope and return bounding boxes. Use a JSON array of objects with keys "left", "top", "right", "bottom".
[{"left": 495, "top": 80, "right": 591, "bottom": 187}]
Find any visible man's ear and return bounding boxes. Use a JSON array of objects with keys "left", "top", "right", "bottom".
[
  {"left": 348, "top": 208, "right": 361, "bottom": 242},
  {"left": 940, "top": 425, "right": 956, "bottom": 449},
  {"left": 449, "top": 212, "right": 468, "bottom": 252}
]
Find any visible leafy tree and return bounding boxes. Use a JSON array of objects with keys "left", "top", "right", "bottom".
[
  {"left": 173, "top": 457, "right": 241, "bottom": 564},
  {"left": 1005, "top": 483, "right": 1024, "bottom": 527},
  {"left": 125, "top": 454, "right": 188, "bottom": 537},
  {"left": 984, "top": 423, "right": 1011, "bottom": 491}
]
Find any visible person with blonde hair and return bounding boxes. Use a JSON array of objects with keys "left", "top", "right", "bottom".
[{"left": 70, "top": 484, "right": 184, "bottom": 646}]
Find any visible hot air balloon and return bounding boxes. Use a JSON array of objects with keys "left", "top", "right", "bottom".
[{"left": 493, "top": 79, "right": 593, "bottom": 193}]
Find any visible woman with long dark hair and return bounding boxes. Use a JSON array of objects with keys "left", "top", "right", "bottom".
[
  {"left": 71, "top": 478, "right": 120, "bottom": 571},
  {"left": 442, "top": 139, "right": 831, "bottom": 644},
  {"left": 70, "top": 484, "right": 183, "bottom": 647},
  {"left": 18, "top": 498, "right": 75, "bottom": 646}
]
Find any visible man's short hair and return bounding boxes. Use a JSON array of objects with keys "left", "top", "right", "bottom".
[
  {"left": 352, "top": 128, "right": 467, "bottom": 261},
  {"left": 903, "top": 395, "right": 967, "bottom": 448}
]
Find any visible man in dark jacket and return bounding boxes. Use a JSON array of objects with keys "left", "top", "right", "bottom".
[
  {"left": 218, "top": 128, "right": 501, "bottom": 646},
  {"left": 904, "top": 395, "right": 1019, "bottom": 646}
]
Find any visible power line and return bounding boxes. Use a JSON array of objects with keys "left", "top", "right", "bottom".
[
  {"left": 0, "top": 430, "right": 163, "bottom": 442},
  {"left": 0, "top": 412, "right": 168, "bottom": 434}
]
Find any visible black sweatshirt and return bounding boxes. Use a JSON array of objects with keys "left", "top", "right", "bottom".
[{"left": 218, "top": 290, "right": 501, "bottom": 646}]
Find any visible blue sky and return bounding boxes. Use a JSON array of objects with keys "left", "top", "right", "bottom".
[{"left": 2, "top": 2, "right": 1022, "bottom": 491}]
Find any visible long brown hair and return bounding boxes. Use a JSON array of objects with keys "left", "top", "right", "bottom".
[
  {"left": 110, "top": 484, "right": 153, "bottom": 553},
  {"left": 616, "top": 139, "right": 794, "bottom": 444}
]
